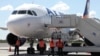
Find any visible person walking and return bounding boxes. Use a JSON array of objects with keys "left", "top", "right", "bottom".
[
  {"left": 14, "top": 39, "right": 20, "bottom": 55},
  {"left": 50, "top": 38, "right": 55, "bottom": 56},
  {"left": 56, "top": 38, "right": 64, "bottom": 56}
]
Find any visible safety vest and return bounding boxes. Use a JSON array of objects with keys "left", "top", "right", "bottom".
[
  {"left": 50, "top": 40, "right": 55, "bottom": 48},
  {"left": 56, "top": 40, "right": 63, "bottom": 48},
  {"left": 39, "top": 40, "right": 45, "bottom": 48},
  {"left": 16, "top": 40, "right": 20, "bottom": 46}
]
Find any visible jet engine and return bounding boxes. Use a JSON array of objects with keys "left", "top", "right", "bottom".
[{"left": 7, "top": 33, "right": 26, "bottom": 46}]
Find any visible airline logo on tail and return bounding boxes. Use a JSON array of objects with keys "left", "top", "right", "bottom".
[{"left": 83, "top": 0, "right": 90, "bottom": 18}]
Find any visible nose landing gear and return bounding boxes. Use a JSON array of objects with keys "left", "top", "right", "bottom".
[{"left": 27, "top": 38, "right": 35, "bottom": 54}]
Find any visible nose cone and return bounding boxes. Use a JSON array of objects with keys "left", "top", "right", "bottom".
[
  {"left": 7, "top": 15, "right": 43, "bottom": 37},
  {"left": 7, "top": 20, "right": 18, "bottom": 31},
  {"left": 7, "top": 15, "right": 24, "bottom": 28},
  {"left": 7, "top": 15, "right": 24, "bottom": 36}
]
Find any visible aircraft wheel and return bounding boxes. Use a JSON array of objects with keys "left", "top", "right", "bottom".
[{"left": 27, "top": 47, "right": 35, "bottom": 54}]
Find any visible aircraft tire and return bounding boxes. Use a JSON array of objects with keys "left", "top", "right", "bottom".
[{"left": 27, "top": 47, "right": 35, "bottom": 54}]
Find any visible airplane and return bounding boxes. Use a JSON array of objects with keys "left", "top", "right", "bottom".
[
  {"left": 4, "top": 3, "right": 64, "bottom": 53},
  {"left": 0, "top": 0, "right": 90, "bottom": 54}
]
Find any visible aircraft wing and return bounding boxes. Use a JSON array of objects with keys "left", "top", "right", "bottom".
[{"left": 0, "top": 27, "right": 8, "bottom": 30}]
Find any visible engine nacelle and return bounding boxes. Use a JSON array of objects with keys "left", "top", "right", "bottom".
[{"left": 7, "top": 33, "right": 26, "bottom": 46}]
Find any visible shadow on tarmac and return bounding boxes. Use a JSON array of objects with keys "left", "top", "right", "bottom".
[
  {"left": 9, "top": 53, "right": 91, "bottom": 56},
  {"left": 9, "top": 55, "right": 91, "bottom": 56},
  {"left": 0, "top": 49, "right": 26, "bottom": 52}
]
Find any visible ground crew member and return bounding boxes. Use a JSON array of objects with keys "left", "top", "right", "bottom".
[
  {"left": 14, "top": 39, "right": 20, "bottom": 55},
  {"left": 38, "top": 39, "right": 45, "bottom": 54},
  {"left": 56, "top": 38, "right": 64, "bottom": 56},
  {"left": 50, "top": 38, "right": 55, "bottom": 56}
]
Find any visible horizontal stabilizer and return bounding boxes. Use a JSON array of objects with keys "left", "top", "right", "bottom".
[{"left": 0, "top": 27, "right": 8, "bottom": 30}]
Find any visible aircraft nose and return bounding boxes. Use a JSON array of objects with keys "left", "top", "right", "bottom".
[
  {"left": 7, "top": 15, "right": 26, "bottom": 35},
  {"left": 7, "top": 20, "right": 17, "bottom": 29},
  {"left": 7, "top": 15, "right": 26, "bottom": 28},
  {"left": 7, "top": 15, "right": 42, "bottom": 37},
  {"left": 7, "top": 18, "right": 20, "bottom": 33}
]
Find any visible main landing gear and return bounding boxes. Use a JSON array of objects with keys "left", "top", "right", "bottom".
[{"left": 27, "top": 38, "right": 35, "bottom": 54}]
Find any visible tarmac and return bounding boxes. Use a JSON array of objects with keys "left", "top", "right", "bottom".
[{"left": 0, "top": 43, "right": 91, "bottom": 56}]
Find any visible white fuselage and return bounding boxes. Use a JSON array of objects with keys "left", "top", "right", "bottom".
[{"left": 7, "top": 4, "right": 62, "bottom": 38}]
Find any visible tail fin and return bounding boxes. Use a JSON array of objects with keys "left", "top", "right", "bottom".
[{"left": 83, "top": 0, "right": 90, "bottom": 18}]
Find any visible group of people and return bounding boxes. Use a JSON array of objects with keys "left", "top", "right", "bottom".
[
  {"left": 14, "top": 38, "right": 64, "bottom": 56},
  {"left": 49, "top": 37, "right": 64, "bottom": 56},
  {"left": 37, "top": 37, "right": 64, "bottom": 56}
]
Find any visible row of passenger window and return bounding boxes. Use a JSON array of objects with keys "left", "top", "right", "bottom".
[{"left": 12, "top": 10, "right": 37, "bottom": 16}]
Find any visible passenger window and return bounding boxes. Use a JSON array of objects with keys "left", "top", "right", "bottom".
[
  {"left": 12, "top": 10, "right": 17, "bottom": 14},
  {"left": 32, "top": 11, "right": 37, "bottom": 16},
  {"left": 28, "top": 10, "right": 33, "bottom": 15},
  {"left": 18, "top": 10, "right": 26, "bottom": 14}
]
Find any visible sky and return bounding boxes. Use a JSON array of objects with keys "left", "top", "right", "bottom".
[{"left": 0, "top": 0, "right": 100, "bottom": 40}]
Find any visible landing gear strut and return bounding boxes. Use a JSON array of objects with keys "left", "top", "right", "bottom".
[{"left": 27, "top": 38, "right": 35, "bottom": 54}]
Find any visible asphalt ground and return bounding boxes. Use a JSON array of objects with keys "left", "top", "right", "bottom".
[{"left": 0, "top": 43, "right": 91, "bottom": 56}]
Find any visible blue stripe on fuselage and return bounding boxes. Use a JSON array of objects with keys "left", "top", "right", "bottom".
[
  {"left": 46, "top": 8, "right": 54, "bottom": 15},
  {"left": 46, "top": 8, "right": 58, "bottom": 16},
  {"left": 46, "top": 8, "right": 64, "bottom": 16}
]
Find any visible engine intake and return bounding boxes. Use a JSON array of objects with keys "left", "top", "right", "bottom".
[{"left": 7, "top": 33, "right": 26, "bottom": 46}]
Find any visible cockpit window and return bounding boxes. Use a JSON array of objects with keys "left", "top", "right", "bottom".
[
  {"left": 12, "top": 10, "right": 26, "bottom": 14},
  {"left": 28, "top": 10, "right": 33, "bottom": 15},
  {"left": 31, "top": 11, "right": 37, "bottom": 16},
  {"left": 18, "top": 10, "right": 26, "bottom": 14},
  {"left": 12, "top": 10, "right": 17, "bottom": 14},
  {"left": 12, "top": 10, "right": 37, "bottom": 16}
]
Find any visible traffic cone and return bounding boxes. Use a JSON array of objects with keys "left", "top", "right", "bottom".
[{"left": 9, "top": 46, "right": 11, "bottom": 52}]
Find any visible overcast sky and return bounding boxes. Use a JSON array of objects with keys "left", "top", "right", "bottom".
[{"left": 0, "top": 0, "right": 100, "bottom": 40}]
